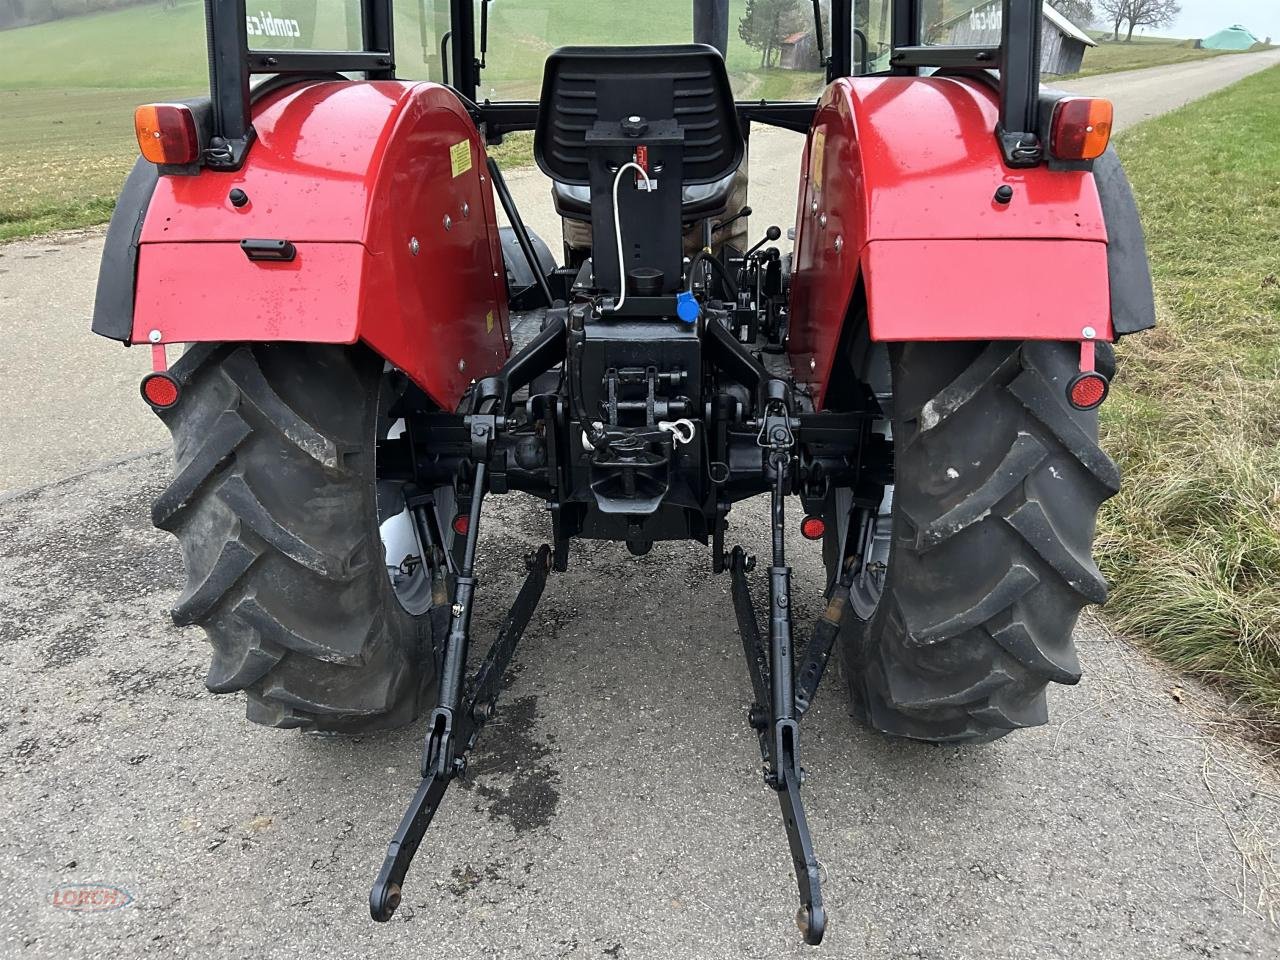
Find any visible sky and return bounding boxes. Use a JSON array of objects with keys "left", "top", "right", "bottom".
[{"left": 1136, "top": 1, "right": 1280, "bottom": 42}]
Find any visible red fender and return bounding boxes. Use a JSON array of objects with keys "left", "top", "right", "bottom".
[
  {"left": 788, "top": 76, "right": 1113, "bottom": 408},
  {"left": 131, "top": 80, "right": 509, "bottom": 410}
]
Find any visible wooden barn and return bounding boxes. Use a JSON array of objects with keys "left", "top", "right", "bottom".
[
  {"left": 939, "top": 1, "right": 1097, "bottom": 76},
  {"left": 779, "top": 30, "right": 821, "bottom": 71}
]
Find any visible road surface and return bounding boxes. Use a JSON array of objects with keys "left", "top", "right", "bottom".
[
  {"left": 1, "top": 453, "right": 1277, "bottom": 959},
  {"left": 1, "top": 51, "right": 1278, "bottom": 960},
  {"left": 1056, "top": 47, "right": 1280, "bottom": 133}
]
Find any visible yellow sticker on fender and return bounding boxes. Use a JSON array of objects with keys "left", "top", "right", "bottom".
[
  {"left": 450, "top": 140, "right": 472, "bottom": 178},
  {"left": 485, "top": 310, "right": 494, "bottom": 334},
  {"left": 810, "top": 128, "right": 826, "bottom": 188}
]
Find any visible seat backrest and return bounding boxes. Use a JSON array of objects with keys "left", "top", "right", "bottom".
[{"left": 534, "top": 44, "right": 744, "bottom": 188}]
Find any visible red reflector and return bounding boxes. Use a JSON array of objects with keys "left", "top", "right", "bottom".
[
  {"left": 800, "top": 516, "right": 826, "bottom": 541},
  {"left": 134, "top": 103, "right": 200, "bottom": 166},
  {"left": 1068, "top": 372, "right": 1109, "bottom": 410},
  {"left": 451, "top": 514, "right": 470, "bottom": 536},
  {"left": 140, "top": 373, "right": 179, "bottom": 409},
  {"left": 1050, "top": 97, "right": 1114, "bottom": 161}
]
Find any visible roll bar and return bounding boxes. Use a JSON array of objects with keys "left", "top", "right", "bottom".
[{"left": 200, "top": 0, "right": 1044, "bottom": 170}]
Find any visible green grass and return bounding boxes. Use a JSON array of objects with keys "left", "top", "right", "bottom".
[
  {"left": 0, "top": 2, "right": 208, "bottom": 90},
  {"left": 486, "top": 130, "right": 535, "bottom": 170},
  {"left": 1069, "top": 35, "right": 1262, "bottom": 79},
  {"left": 1101, "top": 65, "right": 1280, "bottom": 728},
  {"left": 0, "top": 86, "right": 196, "bottom": 240},
  {"left": 0, "top": 1, "right": 206, "bottom": 238}
]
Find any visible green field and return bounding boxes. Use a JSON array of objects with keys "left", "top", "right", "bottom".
[
  {"left": 1102, "top": 65, "right": 1280, "bottom": 731},
  {"left": 1070, "top": 33, "right": 1261, "bottom": 79},
  {"left": 0, "top": 2, "right": 206, "bottom": 239},
  {"left": 0, "top": 3, "right": 207, "bottom": 90}
]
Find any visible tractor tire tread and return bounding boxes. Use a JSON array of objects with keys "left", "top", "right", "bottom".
[
  {"left": 843, "top": 341, "right": 1117, "bottom": 744},
  {"left": 152, "top": 343, "right": 429, "bottom": 732}
]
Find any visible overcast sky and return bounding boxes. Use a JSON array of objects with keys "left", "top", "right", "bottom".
[{"left": 1136, "top": 1, "right": 1280, "bottom": 42}]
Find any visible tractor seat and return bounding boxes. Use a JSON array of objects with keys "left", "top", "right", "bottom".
[
  {"left": 533, "top": 44, "right": 744, "bottom": 292},
  {"left": 534, "top": 44, "right": 744, "bottom": 224},
  {"left": 550, "top": 172, "right": 738, "bottom": 225}
]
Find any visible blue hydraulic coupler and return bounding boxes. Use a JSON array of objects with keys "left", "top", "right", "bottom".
[{"left": 675, "top": 291, "right": 700, "bottom": 324}]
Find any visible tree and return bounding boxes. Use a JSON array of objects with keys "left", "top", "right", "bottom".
[
  {"left": 1097, "top": 0, "right": 1129, "bottom": 40},
  {"left": 1049, "top": 0, "right": 1095, "bottom": 28},
  {"left": 1123, "top": 0, "right": 1180, "bottom": 41},
  {"left": 738, "top": 0, "right": 807, "bottom": 68}
]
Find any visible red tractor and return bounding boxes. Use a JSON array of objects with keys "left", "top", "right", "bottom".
[{"left": 93, "top": 0, "right": 1154, "bottom": 943}]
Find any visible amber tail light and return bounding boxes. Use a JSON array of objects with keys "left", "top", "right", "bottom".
[
  {"left": 1050, "top": 97, "right": 1114, "bottom": 162},
  {"left": 134, "top": 103, "right": 199, "bottom": 166}
]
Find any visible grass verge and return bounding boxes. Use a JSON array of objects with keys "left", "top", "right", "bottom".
[
  {"left": 1102, "top": 65, "right": 1280, "bottom": 728},
  {"left": 1070, "top": 35, "right": 1248, "bottom": 78}
]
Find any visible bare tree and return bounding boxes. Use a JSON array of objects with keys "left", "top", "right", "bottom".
[
  {"left": 1097, "top": 0, "right": 1130, "bottom": 41},
  {"left": 1124, "top": 0, "right": 1180, "bottom": 41},
  {"left": 1050, "top": 0, "right": 1096, "bottom": 29}
]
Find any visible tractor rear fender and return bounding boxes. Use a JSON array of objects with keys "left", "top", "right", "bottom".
[
  {"left": 788, "top": 75, "right": 1148, "bottom": 409},
  {"left": 95, "top": 79, "right": 509, "bottom": 411}
]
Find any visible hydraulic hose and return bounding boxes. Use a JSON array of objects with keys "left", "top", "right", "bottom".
[{"left": 687, "top": 250, "right": 740, "bottom": 302}]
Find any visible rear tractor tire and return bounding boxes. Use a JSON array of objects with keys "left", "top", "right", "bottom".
[
  {"left": 151, "top": 343, "right": 436, "bottom": 732},
  {"left": 831, "top": 340, "right": 1120, "bottom": 744}
]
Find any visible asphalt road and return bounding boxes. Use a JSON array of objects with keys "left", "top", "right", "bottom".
[
  {"left": 2, "top": 455, "right": 1278, "bottom": 959},
  {"left": 2, "top": 52, "right": 1280, "bottom": 958},
  {"left": 1055, "top": 47, "right": 1280, "bottom": 132}
]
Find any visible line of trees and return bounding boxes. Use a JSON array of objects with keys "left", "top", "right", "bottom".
[
  {"left": 1098, "top": 0, "right": 1182, "bottom": 42},
  {"left": 0, "top": 0, "right": 167, "bottom": 31}
]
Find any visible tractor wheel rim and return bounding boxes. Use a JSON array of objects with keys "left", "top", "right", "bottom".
[
  {"left": 846, "top": 411, "right": 894, "bottom": 621},
  {"left": 379, "top": 494, "right": 436, "bottom": 617},
  {"left": 848, "top": 482, "right": 893, "bottom": 620},
  {"left": 376, "top": 403, "right": 453, "bottom": 618}
]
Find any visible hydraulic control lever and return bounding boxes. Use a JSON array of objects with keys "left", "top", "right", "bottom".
[
  {"left": 369, "top": 453, "right": 553, "bottom": 922},
  {"left": 744, "top": 224, "right": 782, "bottom": 261},
  {"left": 712, "top": 204, "right": 751, "bottom": 237}
]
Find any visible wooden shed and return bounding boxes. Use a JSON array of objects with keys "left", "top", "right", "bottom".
[
  {"left": 779, "top": 30, "right": 821, "bottom": 71},
  {"left": 939, "top": 1, "right": 1097, "bottom": 76}
]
